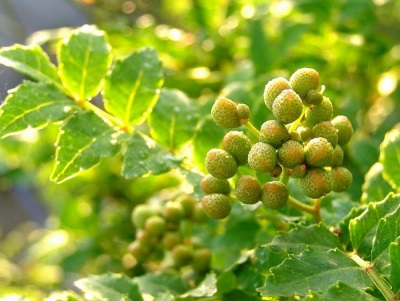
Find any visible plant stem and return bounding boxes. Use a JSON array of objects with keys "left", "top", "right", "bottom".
[
  {"left": 349, "top": 252, "right": 397, "bottom": 301},
  {"left": 81, "top": 100, "right": 128, "bottom": 131},
  {"left": 244, "top": 121, "right": 260, "bottom": 139},
  {"left": 280, "top": 168, "right": 290, "bottom": 185},
  {"left": 289, "top": 105, "right": 306, "bottom": 133},
  {"left": 287, "top": 196, "right": 322, "bottom": 223}
]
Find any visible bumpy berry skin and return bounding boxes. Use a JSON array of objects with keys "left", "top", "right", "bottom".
[
  {"left": 259, "top": 120, "right": 290, "bottom": 148},
  {"left": 268, "top": 164, "right": 283, "bottom": 178},
  {"left": 331, "top": 145, "right": 344, "bottom": 167},
  {"left": 312, "top": 121, "right": 339, "bottom": 148},
  {"left": 205, "top": 148, "right": 238, "bottom": 179},
  {"left": 305, "top": 137, "right": 334, "bottom": 167},
  {"left": 297, "top": 123, "right": 313, "bottom": 142},
  {"left": 201, "top": 174, "right": 231, "bottom": 195},
  {"left": 290, "top": 164, "right": 307, "bottom": 178},
  {"left": 201, "top": 194, "right": 232, "bottom": 219},
  {"left": 330, "top": 167, "right": 353, "bottom": 192},
  {"left": 237, "top": 103, "right": 250, "bottom": 122},
  {"left": 305, "top": 96, "right": 333, "bottom": 126},
  {"left": 300, "top": 168, "right": 332, "bottom": 199},
  {"left": 211, "top": 98, "right": 241, "bottom": 128},
  {"left": 248, "top": 142, "right": 277, "bottom": 172},
  {"left": 222, "top": 131, "right": 252, "bottom": 165},
  {"left": 144, "top": 215, "right": 167, "bottom": 236},
  {"left": 272, "top": 89, "right": 303, "bottom": 124},
  {"left": 331, "top": 115, "right": 353, "bottom": 145},
  {"left": 261, "top": 181, "right": 289, "bottom": 209},
  {"left": 263, "top": 77, "right": 291, "bottom": 110},
  {"left": 305, "top": 89, "right": 323, "bottom": 106},
  {"left": 131, "top": 204, "right": 160, "bottom": 229},
  {"left": 278, "top": 140, "right": 305, "bottom": 168},
  {"left": 172, "top": 245, "right": 193, "bottom": 268},
  {"left": 289, "top": 68, "right": 320, "bottom": 99},
  {"left": 235, "top": 175, "right": 262, "bottom": 204}
]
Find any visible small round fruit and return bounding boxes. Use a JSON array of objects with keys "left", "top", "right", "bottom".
[
  {"left": 205, "top": 148, "right": 238, "bottom": 179},
  {"left": 259, "top": 120, "right": 290, "bottom": 148},
  {"left": 272, "top": 89, "right": 303, "bottom": 124},
  {"left": 192, "top": 248, "right": 212, "bottom": 273},
  {"left": 222, "top": 131, "right": 252, "bottom": 165},
  {"left": 192, "top": 202, "right": 209, "bottom": 222},
  {"left": 300, "top": 168, "right": 332, "bottom": 199},
  {"left": 305, "top": 96, "right": 333, "bottom": 126},
  {"left": 131, "top": 204, "right": 160, "bottom": 229},
  {"left": 128, "top": 241, "right": 149, "bottom": 262},
  {"left": 331, "top": 115, "right": 353, "bottom": 146},
  {"left": 263, "top": 77, "right": 291, "bottom": 110},
  {"left": 261, "top": 181, "right": 289, "bottom": 209},
  {"left": 237, "top": 103, "right": 250, "bottom": 121},
  {"left": 177, "top": 196, "right": 196, "bottom": 219},
  {"left": 162, "top": 231, "right": 182, "bottom": 250},
  {"left": 235, "top": 175, "right": 262, "bottom": 204},
  {"left": 201, "top": 174, "right": 231, "bottom": 195},
  {"left": 164, "top": 201, "right": 185, "bottom": 223},
  {"left": 290, "top": 68, "right": 320, "bottom": 99},
  {"left": 305, "top": 137, "right": 334, "bottom": 167},
  {"left": 330, "top": 167, "right": 353, "bottom": 192},
  {"left": 201, "top": 194, "right": 232, "bottom": 219},
  {"left": 268, "top": 164, "right": 283, "bottom": 178},
  {"left": 331, "top": 145, "right": 344, "bottom": 167},
  {"left": 144, "top": 215, "right": 167, "bottom": 236},
  {"left": 277, "top": 140, "right": 305, "bottom": 168},
  {"left": 211, "top": 98, "right": 241, "bottom": 128},
  {"left": 248, "top": 142, "right": 277, "bottom": 172},
  {"left": 172, "top": 244, "right": 193, "bottom": 268},
  {"left": 305, "top": 89, "right": 323, "bottom": 106},
  {"left": 312, "top": 121, "right": 338, "bottom": 148},
  {"left": 297, "top": 123, "right": 313, "bottom": 142},
  {"left": 290, "top": 164, "right": 307, "bottom": 178}
]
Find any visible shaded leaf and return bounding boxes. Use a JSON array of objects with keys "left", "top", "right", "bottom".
[
  {"left": 51, "top": 111, "right": 122, "bottom": 183},
  {"left": 389, "top": 237, "right": 400, "bottom": 292},
  {"left": 0, "top": 81, "right": 77, "bottom": 138},
  {"left": 104, "top": 47, "right": 163, "bottom": 127},
  {"left": 361, "top": 163, "right": 393, "bottom": 204},
  {"left": 132, "top": 273, "right": 189, "bottom": 296},
  {"left": 180, "top": 168, "right": 206, "bottom": 200},
  {"left": 380, "top": 128, "right": 400, "bottom": 189},
  {"left": 339, "top": 205, "right": 367, "bottom": 248},
  {"left": 58, "top": 25, "right": 111, "bottom": 100},
  {"left": 323, "top": 281, "right": 382, "bottom": 301},
  {"left": 44, "top": 291, "right": 80, "bottom": 301}
]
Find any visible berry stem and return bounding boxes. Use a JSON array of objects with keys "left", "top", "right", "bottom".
[
  {"left": 289, "top": 105, "right": 306, "bottom": 133},
  {"left": 287, "top": 196, "right": 321, "bottom": 223},
  {"left": 244, "top": 121, "right": 260, "bottom": 139},
  {"left": 279, "top": 168, "right": 290, "bottom": 185}
]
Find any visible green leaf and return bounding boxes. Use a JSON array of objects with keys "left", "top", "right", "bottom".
[
  {"left": 182, "top": 273, "right": 217, "bottom": 298},
  {"left": 380, "top": 128, "right": 400, "bottom": 189},
  {"left": 44, "top": 291, "right": 80, "bottom": 301},
  {"left": 323, "top": 281, "right": 382, "bottom": 301},
  {"left": 51, "top": 111, "right": 122, "bottom": 183},
  {"left": 132, "top": 273, "right": 189, "bottom": 296},
  {"left": 58, "top": 25, "right": 111, "bottom": 100},
  {"left": 389, "top": 237, "right": 400, "bottom": 292},
  {"left": 121, "top": 132, "right": 182, "bottom": 179},
  {"left": 148, "top": 89, "right": 199, "bottom": 150},
  {"left": 0, "top": 44, "right": 60, "bottom": 84},
  {"left": 0, "top": 81, "right": 77, "bottom": 138},
  {"left": 339, "top": 205, "right": 367, "bottom": 247},
  {"left": 361, "top": 163, "right": 393, "bottom": 204},
  {"left": 258, "top": 247, "right": 373, "bottom": 297},
  {"left": 180, "top": 168, "right": 205, "bottom": 200},
  {"left": 349, "top": 193, "right": 400, "bottom": 259},
  {"left": 75, "top": 272, "right": 143, "bottom": 301},
  {"left": 104, "top": 47, "right": 163, "bottom": 127}
]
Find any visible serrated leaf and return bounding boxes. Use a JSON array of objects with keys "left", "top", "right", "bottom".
[
  {"left": 180, "top": 168, "right": 205, "bottom": 200},
  {"left": 0, "top": 44, "right": 60, "bottom": 84},
  {"left": 389, "top": 237, "right": 400, "bottom": 292},
  {"left": 267, "top": 224, "right": 342, "bottom": 255},
  {"left": 323, "top": 281, "right": 382, "bottom": 301},
  {"left": 361, "top": 163, "right": 393, "bottom": 204},
  {"left": 132, "top": 273, "right": 189, "bottom": 296},
  {"left": 121, "top": 132, "right": 182, "bottom": 179},
  {"left": 75, "top": 272, "right": 142, "bottom": 301},
  {"left": 182, "top": 273, "right": 217, "bottom": 298},
  {"left": 258, "top": 247, "right": 373, "bottom": 297},
  {"left": 148, "top": 89, "right": 199, "bottom": 150},
  {"left": 349, "top": 193, "right": 400, "bottom": 259},
  {"left": 58, "top": 25, "right": 111, "bottom": 100},
  {"left": 51, "top": 111, "right": 122, "bottom": 183},
  {"left": 0, "top": 81, "right": 77, "bottom": 138},
  {"left": 339, "top": 205, "right": 367, "bottom": 247},
  {"left": 104, "top": 47, "right": 163, "bottom": 127},
  {"left": 380, "top": 128, "right": 400, "bottom": 189}
]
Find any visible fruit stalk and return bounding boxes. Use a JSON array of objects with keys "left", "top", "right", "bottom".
[{"left": 287, "top": 196, "right": 322, "bottom": 223}]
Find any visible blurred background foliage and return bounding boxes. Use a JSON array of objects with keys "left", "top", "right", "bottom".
[{"left": 1, "top": 0, "right": 400, "bottom": 299}]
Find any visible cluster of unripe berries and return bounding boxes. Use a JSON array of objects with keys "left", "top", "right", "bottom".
[
  {"left": 129, "top": 196, "right": 212, "bottom": 273},
  {"left": 201, "top": 68, "right": 353, "bottom": 219}
]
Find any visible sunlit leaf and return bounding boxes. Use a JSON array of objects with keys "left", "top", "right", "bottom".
[
  {"left": 323, "top": 281, "right": 382, "bottom": 301},
  {"left": 44, "top": 290, "right": 80, "bottom": 301},
  {"left": 361, "top": 163, "right": 393, "bottom": 204},
  {"left": 380, "top": 128, "right": 400, "bottom": 189},
  {"left": 182, "top": 273, "right": 217, "bottom": 298},
  {"left": 389, "top": 237, "right": 400, "bottom": 292}
]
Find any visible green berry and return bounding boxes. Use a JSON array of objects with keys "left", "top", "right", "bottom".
[
  {"left": 172, "top": 244, "right": 193, "bottom": 268},
  {"left": 136, "top": 230, "right": 159, "bottom": 249},
  {"left": 201, "top": 174, "right": 231, "bottom": 195},
  {"left": 201, "top": 194, "right": 232, "bottom": 219},
  {"left": 205, "top": 148, "right": 238, "bottom": 179},
  {"left": 305, "top": 137, "right": 334, "bottom": 167},
  {"left": 222, "top": 131, "right": 252, "bottom": 165},
  {"left": 290, "top": 164, "right": 307, "bottom": 178},
  {"left": 331, "top": 115, "right": 353, "bottom": 145},
  {"left": 330, "top": 167, "right": 353, "bottom": 192},
  {"left": 259, "top": 120, "right": 290, "bottom": 148},
  {"left": 144, "top": 215, "right": 167, "bottom": 236},
  {"left": 237, "top": 103, "right": 250, "bottom": 121},
  {"left": 305, "top": 89, "right": 323, "bottom": 106},
  {"left": 192, "top": 202, "right": 209, "bottom": 222},
  {"left": 261, "top": 181, "right": 289, "bottom": 209},
  {"left": 297, "top": 123, "right": 313, "bottom": 142},
  {"left": 312, "top": 121, "right": 338, "bottom": 148},
  {"left": 162, "top": 231, "right": 182, "bottom": 250},
  {"left": 192, "top": 248, "right": 212, "bottom": 273},
  {"left": 263, "top": 77, "right": 291, "bottom": 110},
  {"left": 272, "top": 89, "right": 303, "bottom": 124},
  {"left": 289, "top": 68, "right": 319, "bottom": 99},
  {"left": 131, "top": 204, "right": 160, "bottom": 229},
  {"left": 300, "top": 168, "right": 332, "bottom": 199},
  {"left": 176, "top": 196, "right": 196, "bottom": 219},
  {"left": 164, "top": 201, "right": 185, "bottom": 223},
  {"left": 211, "top": 98, "right": 241, "bottom": 128},
  {"left": 268, "top": 164, "right": 283, "bottom": 178},
  {"left": 331, "top": 145, "right": 344, "bottom": 167},
  {"left": 129, "top": 241, "right": 149, "bottom": 262},
  {"left": 289, "top": 131, "right": 302, "bottom": 142},
  {"left": 248, "top": 142, "right": 277, "bottom": 172},
  {"left": 235, "top": 175, "right": 262, "bottom": 204},
  {"left": 305, "top": 96, "right": 333, "bottom": 126},
  {"left": 277, "top": 140, "right": 305, "bottom": 168}
]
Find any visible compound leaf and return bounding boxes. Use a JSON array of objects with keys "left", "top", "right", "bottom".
[
  {"left": 380, "top": 128, "right": 400, "bottom": 189},
  {"left": 389, "top": 237, "right": 400, "bottom": 292}
]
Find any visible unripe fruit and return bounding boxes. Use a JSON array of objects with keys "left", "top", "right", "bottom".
[
  {"left": 235, "top": 175, "right": 262, "bottom": 204},
  {"left": 305, "top": 89, "right": 323, "bottom": 106},
  {"left": 259, "top": 120, "right": 290, "bottom": 148},
  {"left": 289, "top": 131, "right": 302, "bottom": 142},
  {"left": 331, "top": 145, "right": 344, "bottom": 167},
  {"left": 172, "top": 244, "right": 193, "bottom": 268},
  {"left": 268, "top": 164, "right": 283, "bottom": 178},
  {"left": 300, "top": 168, "right": 332, "bottom": 199},
  {"left": 201, "top": 194, "right": 232, "bottom": 219},
  {"left": 305, "top": 137, "right": 334, "bottom": 167},
  {"left": 261, "top": 181, "right": 289, "bottom": 209},
  {"left": 289, "top": 68, "right": 319, "bottom": 99},
  {"left": 263, "top": 77, "right": 291, "bottom": 110},
  {"left": 201, "top": 174, "right": 231, "bottom": 195},
  {"left": 192, "top": 248, "right": 212, "bottom": 273},
  {"left": 205, "top": 148, "right": 238, "bottom": 179},
  {"left": 305, "top": 97, "right": 333, "bottom": 126},
  {"left": 331, "top": 115, "right": 353, "bottom": 145},
  {"left": 290, "top": 164, "right": 307, "bottom": 178},
  {"left": 277, "top": 140, "right": 305, "bottom": 168},
  {"left": 312, "top": 121, "right": 338, "bottom": 148},
  {"left": 128, "top": 241, "right": 149, "bottom": 261},
  {"left": 164, "top": 201, "right": 185, "bottom": 223},
  {"left": 145, "top": 215, "right": 167, "bottom": 236},
  {"left": 297, "top": 123, "right": 313, "bottom": 142},
  {"left": 222, "top": 131, "right": 252, "bottom": 165},
  {"left": 177, "top": 196, "right": 196, "bottom": 219},
  {"left": 248, "top": 142, "right": 277, "bottom": 172},
  {"left": 211, "top": 98, "right": 241, "bottom": 128},
  {"left": 237, "top": 103, "right": 250, "bottom": 121},
  {"left": 330, "top": 167, "right": 353, "bottom": 192},
  {"left": 162, "top": 231, "right": 182, "bottom": 250},
  {"left": 272, "top": 89, "right": 303, "bottom": 124},
  {"left": 131, "top": 204, "right": 160, "bottom": 229},
  {"left": 192, "top": 202, "right": 209, "bottom": 223}
]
